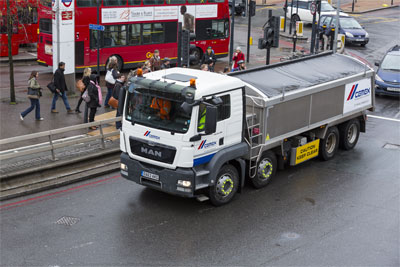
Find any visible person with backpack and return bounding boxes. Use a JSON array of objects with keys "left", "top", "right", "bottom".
[
  {"left": 75, "top": 67, "right": 91, "bottom": 113},
  {"left": 201, "top": 46, "right": 216, "bottom": 72},
  {"left": 104, "top": 58, "right": 119, "bottom": 108},
  {"left": 51, "top": 62, "right": 74, "bottom": 114},
  {"left": 87, "top": 74, "right": 101, "bottom": 130},
  {"left": 20, "top": 71, "right": 43, "bottom": 121}
]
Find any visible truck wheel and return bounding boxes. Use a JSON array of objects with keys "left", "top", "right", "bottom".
[
  {"left": 339, "top": 119, "right": 360, "bottom": 150},
  {"left": 209, "top": 164, "right": 239, "bottom": 206},
  {"left": 291, "top": 14, "right": 300, "bottom": 24},
  {"left": 251, "top": 151, "right": 277, "bottom": 189},
  {"left": 319, "top": 126, "right": 339, "bottom": 161}
]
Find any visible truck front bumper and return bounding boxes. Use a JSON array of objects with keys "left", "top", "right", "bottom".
[{"left": 120, "top": 152, "right": 196, "bottom": 197}]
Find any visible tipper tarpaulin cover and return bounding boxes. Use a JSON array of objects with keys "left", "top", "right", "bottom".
[{"left": 233, "top": 54, "right": 368, "bottom": 97}]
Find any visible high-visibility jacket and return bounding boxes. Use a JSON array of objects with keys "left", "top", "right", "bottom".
[
  {"left": 150, "top": 98, "right": 171, "bottom": 120},
  {"left": 198, "top": 108, "right": 206, "bottom": 131}
]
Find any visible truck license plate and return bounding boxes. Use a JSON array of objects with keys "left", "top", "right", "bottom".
[
  {"left": 356, "top": 39, "right": 364, "bottom": 41},
  {"left": 141, "top": 171, "right": 159, "bottom": 181},
  {"left": 387, "top": 87, "right": 400, "bottom": 92}
]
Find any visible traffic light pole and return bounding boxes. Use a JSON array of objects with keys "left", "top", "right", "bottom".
[
  {"left": 177, "top": 23, "right": 182, "bottom": 67},
  {"left": 229, "top": 0, "right": 235, "bottom": 67},
  {"left": 97, "top": 0, "right": 100, "bottom": 74},
  {"left": 266, "top": 47, "right": 270, "bottom": 65},
  {"left": 246, "top": 4, "right": 251, "bottom": 63}
]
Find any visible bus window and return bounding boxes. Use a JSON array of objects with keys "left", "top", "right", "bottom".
[
  {"left": 196, "top": 19, "right": 228, "bottom": 40},
  {"left": 128, "top": 0, "right": 141, "bottom": 5},
  {"left": 128, "top": 24, "right": 141, "bottom": 45},
  {"left": 188, "top": 0, "right": 204, "bottom": 3},
  {"left": 77, "top": 0, "right": 99, "bottom": 7},
  {"left": 207, "top": 0, "right": 224, "bottom": 2},
  {"left": 143, "top": 0, "right": 165, "bottom": 5},
  {"left": 142, "top": 23, "right": 164, "bottom": 44},
  {"left": 104, "top": 25, "right": 127, "bottom": 47},
  {"left": 90, "top": 29, "right": 103, "bottom": 48},
  {"left": 40, "top": 0, "right": 52, "bottom": 8},
  {"left": 166, "top": 0, "right": 186, "bottom": 4},
  {"left": 103, "top": 0, "right": 127, "bottom": 6},
  {"left": 164, "top": 22, "right": 177, "bottom": 43},
  {"left": 39, "top": 18, "right": 52, "bottom": 34}
]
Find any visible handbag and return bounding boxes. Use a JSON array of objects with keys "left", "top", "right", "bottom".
[
  {"left": 76, "top": 79, "right": 85, "bottom": 92},
  {"left": 108, "top": 96, "right": 118, "bottom": 109},
  {"left": 47, "top": 76, "right": 56, "bottom": 93},
  {"left": 82, "top": 89, "right": 91, "bottom": 103},
  {"left": 27, "top": 87, "right": 39, "bottom": 99},
  {"left": 105, "top": 70, "right": 115, "bottom": 84}
]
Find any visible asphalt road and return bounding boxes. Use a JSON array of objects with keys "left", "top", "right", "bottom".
[{"left": 1, "top": 115, "right": 399, "bottom": 266}]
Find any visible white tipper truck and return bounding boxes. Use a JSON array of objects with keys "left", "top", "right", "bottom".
[{"left": 118, "top": 52, "right": 375, "bottom": 206}]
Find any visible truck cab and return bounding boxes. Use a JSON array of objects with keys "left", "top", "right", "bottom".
[{"left": 119, "top": 68, "right": 248, "bottom": 205}]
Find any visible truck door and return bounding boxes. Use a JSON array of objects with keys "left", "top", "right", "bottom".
[{"left": 193, "top": 90, "right": 242, "bottom": 166}]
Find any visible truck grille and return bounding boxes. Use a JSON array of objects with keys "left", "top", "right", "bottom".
[{"left": 129, "top": 137, "right": 176, "bottom": 164}]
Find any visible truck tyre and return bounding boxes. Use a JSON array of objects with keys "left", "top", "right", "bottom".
[
  {"left": 251, "top": 151, "right": 277, "bottom": 189},
  {"left": 209, "top": 164, "right": 239, "bottom": 206},
  {"left": 319, "top": 126, "right": 339, "bottom": 161},
  {"left": 339, "top": 119, "right": 360, "bottom": 150}
]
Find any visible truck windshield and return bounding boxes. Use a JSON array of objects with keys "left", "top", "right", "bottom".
[{"left": 125, "top": 88, "right": 192, "bottom": 134}]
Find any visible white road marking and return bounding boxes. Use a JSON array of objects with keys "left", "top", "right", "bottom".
[{"left": 368, "top": 114, "right": 400, "bottom": 122}]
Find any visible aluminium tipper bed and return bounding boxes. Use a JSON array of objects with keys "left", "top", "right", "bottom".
[{"left": 230, "top": 53, "right": 368, "bottom": 98}]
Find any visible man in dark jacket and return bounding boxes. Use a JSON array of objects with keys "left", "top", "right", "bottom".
[
  {"left": 51, "top": 62, "right": 73, "bottom": 114},
  {"left": 112, "top": 74, "right": 125, "bottom": 129},
  {"left": 201, "top": 47, "right": 216, "bottom": 72}
]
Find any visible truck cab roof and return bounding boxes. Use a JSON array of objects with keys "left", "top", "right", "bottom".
[{"left": 143, "top": 68, "right": 245, "bottom": 100}]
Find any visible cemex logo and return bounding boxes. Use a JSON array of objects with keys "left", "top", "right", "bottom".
[
  {"left": 198, "top": 140, "right": 216, "bottom": 150},
  {"left": 347, "top": 84, "right": 370, "bottom": 101},
  {"left": 144, "top": 131, "right": 160, "bottom": 140},
  {"left": 61, "top": 0, "right": 72, "bottom": 8}
]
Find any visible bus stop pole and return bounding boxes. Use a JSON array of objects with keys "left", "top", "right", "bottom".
[
  {"left": 246, "top": 4, "right": 251, "bottom": 63},
  {"left": 229, "top": 0, "right": 235, "bottom": 68},
  {"left": 97, "top": 0, "right": 100, "bottom": 74}
]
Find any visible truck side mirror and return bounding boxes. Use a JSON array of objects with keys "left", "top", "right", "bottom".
[{"left": 205, "top": 105, "right": 217, "bottom": 135}]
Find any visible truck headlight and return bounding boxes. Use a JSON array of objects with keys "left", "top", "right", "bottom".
[
  {"left": 365, "top": 32, "right": 369, "bottom": 38},
  {"left": 120, "top": 163, "right": 128, "bottom": 171},
  {"left": 177, "top": 180, "right": 191, "bottom": 187},
  {"left": 375, "top": 74, "right": 384, "bottom": 82},
  {"left": 345, "top": 32, "right": 354, "bottom": 38}
]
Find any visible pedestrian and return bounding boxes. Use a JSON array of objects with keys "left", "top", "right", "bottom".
[
  {"left": 161, "top": 57, "right": 171, "bottom": 69},
  {"left": 104, "top": 58, "right": 120, "bottom": 108},
  {"left": 200, "top": 64, "right": 209, "bottom": 71},
  {"left": 232, "top": 46, "right": 245, "bottom": 70},
  {"left": 180, "top": 5, "right": 194, "bottom": 32},
  {"left": 20, "top": 71, "right": 43, "bottom": 121},
  {"left": 51, "top": 62, "right": 74, "bottom": 114},
  {"left": 75, "top": 67, "right": 91, "bottom": 113},
  {"left": 87, "top": 74, "right": 101, "bottom": 130},
  {"left": 149, "top": 49, "right": 162, "bottom": 71},
  {"left": 112, "top": 74, "right": 125, "bottom": 129},
  {"left": 201, "top": 46, "right": 216, "bottom": 72},
  {"left": 232, "top": 60, "right": 246, "bottom": 72},
  {"left": 143, "top": 60, "right": 152, "bottom": 74}
]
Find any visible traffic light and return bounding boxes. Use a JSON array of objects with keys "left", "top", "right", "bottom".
[
  {"left": 181, "top": 30, "right": 196, "bottom": 66},
  {"left": 249, "top": 1, "right": 256, "bottom": 17},
  {"left": 258, "top": 16, "right": 280, "bottom": 49}
]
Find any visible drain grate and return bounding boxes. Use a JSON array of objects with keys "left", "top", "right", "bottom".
[
  {"left": 55, "top": 216, "right": 80, "bottom": 226},
  {"left": 383, "top": 143, "right": 400, "bottom": 150}
]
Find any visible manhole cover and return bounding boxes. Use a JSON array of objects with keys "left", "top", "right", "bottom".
[
  {"left": 383, "top": 143, "right": 400, "bottom": 150},
  {"left": 55, "top": 216, "right": 80, "bottom": 226}
]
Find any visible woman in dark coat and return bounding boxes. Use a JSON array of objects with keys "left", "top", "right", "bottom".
[{"left": 87, "top": 74, "right": 101, "bottom": 130}]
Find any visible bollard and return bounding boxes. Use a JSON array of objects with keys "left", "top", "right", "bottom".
[
  {"left": 296, "top": 21, "right": 303, "bottom": 37},
  {"left": 250, "top": 37, "right": 253, "bottom": 45},
  {"left": 280, "top": 16, "right": 285, "bottom": 32}
]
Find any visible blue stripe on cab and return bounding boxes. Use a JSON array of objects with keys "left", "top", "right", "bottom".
[{"left": 193, "top": 153, "right": 216, "bottom": 167}]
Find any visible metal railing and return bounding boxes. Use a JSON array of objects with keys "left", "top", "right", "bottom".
[{"left": 0, "top": 117, "right": 121, "bottom": 161}]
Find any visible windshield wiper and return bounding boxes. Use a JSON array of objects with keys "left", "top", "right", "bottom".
[{"left": 384, "top": 68, "right": 400, "bottom": 72}]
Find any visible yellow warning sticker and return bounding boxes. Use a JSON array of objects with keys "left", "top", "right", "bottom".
[{"left": 295, "top": 139, "right": 320, "bottom": 165}]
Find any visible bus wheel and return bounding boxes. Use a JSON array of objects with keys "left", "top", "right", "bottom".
[
  {"left": 251, "top": 151, "right": 277, "bottom": 189},
  {"left": 190, "top": 48, "right": 201, "bottom": 65},
  {"left": 209, "top": 164, "right": 239, "bottom": 206},
  {"left": 339, "top": 119, "right": 360, "bottom": 150},
  {"left": 319, "top": 126, "right": 339, "bottom": 161}
]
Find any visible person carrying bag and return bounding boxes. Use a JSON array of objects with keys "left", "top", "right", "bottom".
[{"left": 20, "top": 71, "right": 43, "bottom": 121}]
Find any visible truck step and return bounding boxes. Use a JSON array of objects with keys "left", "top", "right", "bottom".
[
  {"left": 195, "top": 170, "right": 210, "bottom": 176},
  {"left": 251, "top": 134, "right": 262, "bottom": 138},
  {"left": 196, "top": 195, "right": 209, "bottom": 202},
  {"left": 247, "top": 123, "right": 260, "bottom": 129}
]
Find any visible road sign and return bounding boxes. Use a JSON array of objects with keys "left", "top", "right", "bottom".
[
  {"left": 310, "top": 2, "right": 317, "bottom": 15},
  {"left": 89, "top": 24, "right": 105, "bottom": 31}
]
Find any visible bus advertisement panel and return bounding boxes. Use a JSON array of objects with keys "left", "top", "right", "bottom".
[{"left": 37, "top": 0, "right": 230, "bottom": 71}]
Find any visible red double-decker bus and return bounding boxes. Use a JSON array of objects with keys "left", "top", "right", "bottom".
[
  {"left": 38, "top": 0, "right": 230, "bottom": 71},
  {"left": 0, "top": 0, "right": 38, "bottom": 56}
]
